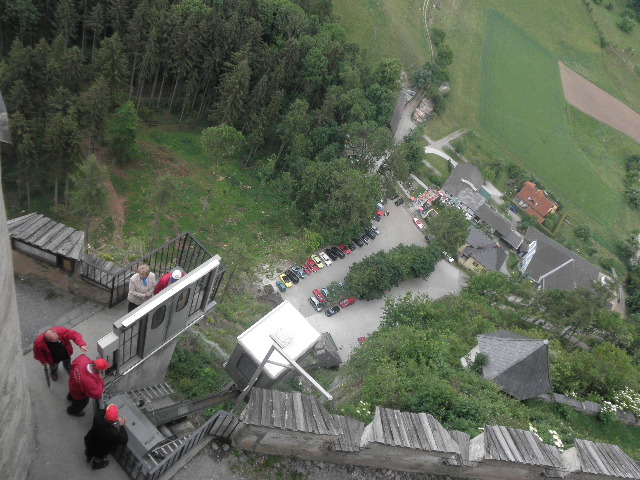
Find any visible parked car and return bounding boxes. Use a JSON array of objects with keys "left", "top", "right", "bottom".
[
  {"left": 311, "top": 254, "right": 324, "bottom": 268},
  {"left": 313, "top": 289, "right": 326, "bottom": 303},
  {"left": 325, "top": 248, "right": 338, "bottom": 261},
  {"left": 370, "top": 226, "right": 380, "bottom": 236},
  {"left": 390, "top": 194, "right": 400, "bottom": 200},
  {"left": 339, "top": 244, "right": 351, "bottom": 254},
  {"left": 364, "top": 230, "right": 376, "bottom": 241},
  {"left": 291, "top": 265, "right": 306, "bottom": 278},
  {"left": 275, "top": 280, "right": 287, "bottom": 292},
  {"left": 361, "top": 235, "right": 371, "bottom": 245},
  {"left": 302, "top": 263, "right": 313, "bottom": 275},
  {"left": 331, "top": 246, "right": 345, "bottom": 259},
  {"left": 353, "top": 237, "right": 364, "bottom": 247},
  {"left": 285, "top": 269, "right": 299, "bottom": 284},
  {"left": 325, "top": 306, "right": 341, "bottom": 317},
  {"left": 319, "top": 251, "right": 333, "bottom": 266},
  {"left": 321, "top": 287, "right": 330, "bottom": 300},
  {"left": 394, "top": 197, "right": 405, "bottom": 206},
  {"left": 309, "top": 296, "right": 322, "bottom": 312},
  {"left": 366, "top": 227, "right": 378, "bottom": 238},
  {"left": 279, "top": 273, "right": 293, "bottom": 288},
  {"left": 306, "top": 258, "right": 319, "bottom": 273},
  {"left": 339, "top": 297, "right": 356, "bottom": 308},
  {"left": 347, "top": 241, "right": 357, "bottom": 251},
  {"left": 413, "top": 218, "right": 425, "bottom": 230},
  {"left": 443, "top": 251, "right": 455, "bottom": 263}
]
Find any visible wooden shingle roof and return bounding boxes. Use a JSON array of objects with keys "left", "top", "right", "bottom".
[
  {"left": 8, "top": 213, "right": 84, "bottom": 260},
  {"left": 243, "top": 388, "right": 342, "bottom": 436},
  {"left": 367, "top": 407, "right": 461, "bottom": 455},
  {"left": 329, "top": 415, "right": 364, "bottom": 452},
  {"left": 484, "top": 425, "right": 563, "bottom": 468},
  {"left": 573, "top": 439, "right": 640, "bottom": 478}
]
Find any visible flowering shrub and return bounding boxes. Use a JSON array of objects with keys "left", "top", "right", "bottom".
[
  {"left": 612, "top": 388, "right": 640, "bottom": 416},
  {"left": 599, "top": 401, "right": 617, "bottom": 424}
]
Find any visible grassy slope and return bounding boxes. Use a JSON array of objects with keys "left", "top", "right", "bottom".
[{"left": 331, "top": 0, "right": 429, "bottom": 70}]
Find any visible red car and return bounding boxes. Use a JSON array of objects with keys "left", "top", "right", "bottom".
[
  {"left": 339, "top": 297, "right": 356, "bottom": 308},
  {"left": 313, "top": 289, "right": 326, "bottom": 303},
  {"left": 302, "top": 263, "right": 313, "bottom": 275},
  {"left": 339, "top": 244, "right": 351, "bottom": 254},
  {"left": 306, "top": 259, "right": 319, "bottom": 273}
]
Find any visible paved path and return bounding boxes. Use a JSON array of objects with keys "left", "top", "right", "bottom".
[
  {"left": 425, "top": 129, "right": 467, "bottom": 149},
  {"left": 425, "top": 146, "right": 458, "bottom": 167}
]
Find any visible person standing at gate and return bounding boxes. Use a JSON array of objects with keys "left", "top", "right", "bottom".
[
  {"left": 127, "top": 264, "right": 157, "bottom": 312},
  {"left": 67, "top": 355, "right": 110, "bottom": 417},
  {"left": 153, "top": 269, "right": 183, "bottom": 295},
  {"left": 33, "top": 327, "right": 88, "bottom": 381},
  {"left": 84, "top": 404, "right": 128, "bottom": 470}
]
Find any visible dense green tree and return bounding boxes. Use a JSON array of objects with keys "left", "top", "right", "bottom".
[
  {"left": 373, "top": 59, "right": 402, "bottom": 91},
  {"left": 108, "top": 101, "right": 140, "bottom": 164},
  {"left": 77, "top": 76, "right": 110, "bottom": 148},
  {"left": 54, "top": 0, "right": 79, "bottom": 47},
  {"left": 93, "top": 34, "right": 128, "bottom": 104},
  {"left": 68, "top": 154, "right": 108, "bottom": 248},
  {"left": 44, "top": 112, "right": 83, "bottom": 207},
  {"left": 212, "top": 48, "right": 251, "bottom": 127},
  {"left": 345, "top": 121, "right": 394, "bottom": 172},
  {"left": 428, "top": 206, "right": 469, "bottom": 257}
]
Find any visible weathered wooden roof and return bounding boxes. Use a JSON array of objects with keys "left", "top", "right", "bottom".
[
  {"left": 8, "top": 213, "right": 84, "bottom": 260},
  {"left": 484, "top": 425, "right": 563, "bottom": 468},
  {"left": 243, "top": 388, "right": 342, "bottom": 436},
  {"left": 574, "top": 439, "right": 640, "bottom": 478},
  {"left": 329, "top": 414, "right": 364, "bottom": 452},
  {"left": 368, "top": 407, "right": 460, "bottom": 455}
]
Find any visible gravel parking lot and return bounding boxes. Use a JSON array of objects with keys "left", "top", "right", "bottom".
[{"left": 277, "top": 200, "right": 467, "bottom": 361}]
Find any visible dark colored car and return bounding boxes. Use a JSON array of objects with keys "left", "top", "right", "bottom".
[
  {"left": 366, "top": 227, "right": 378, "bottom": 238},
  {"left": 275, "top": 280, "right": 287, "bottom": 292},
  {"left": 353, "top": 237, "right": 364, "bottom": 247},
  {"left": 347, "top": 241, "right": 357, "bottom": 251},
  {"left": 325, "top": 248, "right": 338, "bottom": 261},
  {"left": 390, "top": 194, "right": 400, "bottom": 200},
  {"left": 325, "top": 306, "right": 341, "bottom": 317},
  {"left": 291, "top": 265, "right": 306, "bottom": 279},
  {"left": 364, "top": 230, "right": 376, "bottom": 241},
  {"left": 394, "top": 197, "right": 405, "bottom": 206},
  {"left": 285, "top": 269, "right": 299, "bottom": 284},
  {"left": 331, "top": 246, "right": 345, "bottom": 259}
]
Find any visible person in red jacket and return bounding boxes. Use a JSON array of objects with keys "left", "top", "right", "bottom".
[
  {"left": 33, "top": 327, "right": 88, "bottom": 381},
  {"left": 153, "top": 269, "right": 183, "bottom": 294},
  {"left": 67, "top": 355, "right": 110, "bottom": 417}
]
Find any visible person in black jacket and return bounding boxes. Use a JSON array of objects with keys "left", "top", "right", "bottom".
[{"left": 84, "top": 404, "right": 128, "bottom": 470}]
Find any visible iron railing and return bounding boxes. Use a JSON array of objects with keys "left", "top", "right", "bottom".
[
  {"left": 112, "top": 410, "right": 239, "bottom": 480},
  {"left": 109, "top": 233, "right": 211, "bottom": 307}
]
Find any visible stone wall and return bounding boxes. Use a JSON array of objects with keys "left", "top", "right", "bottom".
[
  {"left": 537, "top": 393, "right": 640, "bottom": 427},
  {"left": 0, "top": 168, "right": 34, "bottom": 480},
  {"left": 12, "top": 250, "right": 111, "bottom": 304}
]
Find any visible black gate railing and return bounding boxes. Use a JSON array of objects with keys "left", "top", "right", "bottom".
[
  {"left": 80, "top": 233, "right": 212, "bottom": 307},
  {"left": 112, "top": 410, "right": 239, "bottom": 480}
]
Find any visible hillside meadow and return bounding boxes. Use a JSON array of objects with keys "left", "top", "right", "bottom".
[{"left": 332, "top": 0, "right": 640, "bottom": 252}]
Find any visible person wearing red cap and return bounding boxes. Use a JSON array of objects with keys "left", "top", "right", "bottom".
[
  {"left": 67, "top": 355, "right": 110, "bottom": 417},
  {"left": 153, "top": 269, "right": 183, "bottom": 295},
  {"left": 84, "top": 404, "right": 128, "bottom": 470},
  {"left": 33, "top": 327, "right": 88, "bottom": 381}
]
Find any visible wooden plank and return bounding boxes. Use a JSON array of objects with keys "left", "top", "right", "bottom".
[
  {"left": 271, "top": 390, "right": 284, "bottom": 429},
  {"left": 246, "top": 388, "right": 261, "bottom": 425},
  {"left": 291, "top": 392, "right": 305, "bottom": 432},
  {"left": 432, "top": 418, "right": 459, "bottom": 454},
  {"left": 511, "top": 428, "right": 538, "bottom": 465},
  {"left": 47, "top": 226, "right": 76, "bottom": 251},
  {"left": 259, "top": 389, "right": 271, "bottom": 427},
  {"left": 576, "top": 439, "right": 599, "bottom": 474},
  {"left": 371, "top": 407, "right": 384, "bottom": 443},
  {"left": 417, "top": 413, "right": 438, "bottom": 451},
  {"left": 521, "top": 430, "right": 552, "bottom": 466},
  {"left": 411, "top": 413, "right": 431, "bottom": 451},
  {"left": 593, "top": 442, "right": 627, "bottom": 478},
  {"left": 381, "top": 408, "right": 402, "bottom": 447},
  {"left": 393, "top": 411, "right": 412, "bottom": 448},
  {"left": 498, "top": 426, "right": 525, "bottom": 463},
  {"left": 309, "top": 397, "right": 328, "bottom": 434},
  {"left": 580, "top": 440, "right": 610, "bottom": 475},
  {"left": 301, "top": 395, "right": 318, "bottom": 433},
  {"left": 283, "top": 392, "right": 294, "bottom": 431},
  {"left": 7, "top": 213, "right": 37, "bottom": 230},
  {"left": 21, "top": 216, "right": 51, "bottom": 242}
]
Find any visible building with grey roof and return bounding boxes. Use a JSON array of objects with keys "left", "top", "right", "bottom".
[
  {"left": 474, "top": 204, "right": 523, "bottom": 249},
  {"left": 467, "top": 331, "right": 552, "bottom": 400},
  {"left": 523, "top": 227, "right": 602, "bottom": 291},
  {"left": 459, "top": 227, "right": 508, "bottom": 273}
]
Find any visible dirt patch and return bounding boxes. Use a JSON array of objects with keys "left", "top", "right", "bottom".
[{"left": 559, "top": 62, "right": 640, "bottom": 143}]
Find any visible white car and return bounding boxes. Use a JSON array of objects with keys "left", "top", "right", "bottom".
[
  {"left": 413, "top": 218, "right": 425, "bottom": 230},
  {"left": 443, "top": 251, "right": 454, "bottom": 263},
  {"left": 318, "top": 251, "right": 332, "bottom": 266}
]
